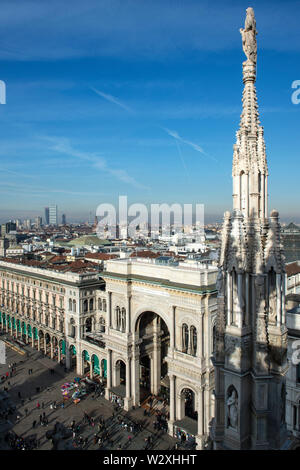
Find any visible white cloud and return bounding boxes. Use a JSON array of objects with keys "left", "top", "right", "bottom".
[
  {"left": 90, "top": 87, "right": 133, "bottom": 113},
  {"left": 43, "top": 136, "right": 150, "bottom": 190}
]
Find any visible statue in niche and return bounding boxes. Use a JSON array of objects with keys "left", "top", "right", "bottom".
[
  {"left": 227, "top": 388, "right": 238, "bottom": 429},
  {"left": 240, "top": 7, "right": 257, "bottom": 64}
]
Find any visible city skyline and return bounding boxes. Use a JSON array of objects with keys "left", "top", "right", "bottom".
[{"left": 0, "top": 0, "right": 299, "bottom": 223}]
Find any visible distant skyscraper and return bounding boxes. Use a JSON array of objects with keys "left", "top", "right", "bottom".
[
  {"left": 49, "top": 204, "right": 58, "bottom": 225},
  {"left": 1, "top": 221, "right": 16, "bottom": 236},
  {"left": 62, "top": 214, "right": 66, "bottom": 225},
  {"left": 45, "top": 207, "right": 50, "bottom": 225},
  {"left": 35, "top": 216, "right": 42, "bottom": 228},
  {"left": 24, "top": 219, "right": 31, "bottom": 230}
]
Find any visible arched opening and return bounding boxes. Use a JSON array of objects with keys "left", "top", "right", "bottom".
[
  {"left": 45, "top": 333, "right": 51, "bottom": 356},
  {"left": 182, "top": 324, "right": 189, "bottom": 353},
  {"left": 82, "top": 350, "right": 90, "bottom": 375},
  {"left": 92, "top": 354, "right": 100, "bottom": 377},
  {"left": 99, "top": 316, "right": 105, "bottom": 333},
  {"left": 17, "top": 319, "right": 21, "bottom": 337},
  {"left": 69, "top": 318, "right": 76, "bottom": 338},
  {"left": 268, "top": 267, "right": 277, "bottom": 325},
  {"left": 115, "top": 359, "right": 126, "bottom": 388},
  {"left": 136, "top": 311, "right": 170, "bottom": 402},
  {"left": 59, "top": 339, "right": 66, "bottom": 366},
  {"left": 85, "top": 317, "right": 92, "bottom": 333},
  {"left": 181, "top": 388, "right": 198, "bottom": 421},
  {"left": 38, "top": 330, "right": 44, "bottom": 352},
  {"left": 190, "top": 325, "right": 197, "bottom": 356},
  {"left": 52, "top": 336, "right": 58, "bottom": 360},
  {"left": 101, "top": 359, "right": 107, "bottom": 380},
  {"left": 32, "top": 326, "right": 38, "bottom": 347},
  {"left": 21, "top": 321, "right": 26, "bottom": 342},
  {"left": 12, "top": 317, "right": 17, "bottom": 337},
  {"left": 240, "top": 171, "right": 247, "bottom": 212},
  {"left": 27, "top": 324, "right": 32, "bottom": 341}
]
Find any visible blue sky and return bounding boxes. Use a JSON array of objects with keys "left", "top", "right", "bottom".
[{"left": 0, "top": 0, "right": 299, "bottom": 223}]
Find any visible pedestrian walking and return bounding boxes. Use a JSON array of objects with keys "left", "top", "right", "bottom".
[{"left": 37, "top": 402, "right": 40, "bottom": 409}]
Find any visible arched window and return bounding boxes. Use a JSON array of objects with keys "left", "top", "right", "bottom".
[
  {"left": 99, "top": 316, "right": 105, "bottom": 333},
  {"left": 98, "top": 299, "right": 102, "bottom": 311},
  {"left": 85, "top": 317, "right": 92, "bottom": 333},
  {"left": 190, "top": 325, "right": 197, "bottom": 356},
  {"left": 102, "top": 299, "right": 107, "bottom": 312},
  {"left": 69, "top": 299, "right": 72, "bottom": 311},
  {"left": 182, "top": 324, "right": 189, "bottom": 353},
  {"left": 83, "top": 299, "right": 88, "bottom": 313},
  {"left": 89, "top": 298, "right": 94, "bottom": 311},
  {"left": 73, "top": 300, "right": 76, "bottom": 313},
  {"left": 115, "top": 307, "right": 121, "bottom": 330}
]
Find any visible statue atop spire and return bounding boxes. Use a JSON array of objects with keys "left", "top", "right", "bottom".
[{"left": 240, "top": 7, "right": 257, "bottom": 64}]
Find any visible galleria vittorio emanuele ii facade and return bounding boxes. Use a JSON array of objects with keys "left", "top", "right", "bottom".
[{"left": 0, "top": 256, "right": 218, "bottom": 449}]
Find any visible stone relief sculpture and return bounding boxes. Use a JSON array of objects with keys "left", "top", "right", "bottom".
[
  {"left": 240, "top": 7, "right": 257, "bottom": 63},
  {"left": 227, "top": 388, "right": 238, "bottom": 429}
]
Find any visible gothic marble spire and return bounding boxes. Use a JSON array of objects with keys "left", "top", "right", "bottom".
[
  {"left": 212, "top": 7, "right": 288, "bottom": 450},
  {"left": 232, "top": 7, "right": 268, "bottom": 220}
]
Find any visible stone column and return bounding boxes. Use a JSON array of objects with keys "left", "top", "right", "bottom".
[
  {"left": 281, "top": 274, "right": 286, "bottom": 325},
  {"left": 276, "top": 274, "right": 281, "bottom": 327},
  {"left": 237, "top": 273, "right": 243, "bottom": 328},
  {"left": 44, "top": 336, "right": 47, "bottom": 355},
  {"left": 58, "top": 345, "right": 61, "bottom": 363},
  {"left": 113, "top": 362, "right": 120, "bottom": 387},
  {"left": 198, "top": 312, "right": 204, "bottom": 359},
  {"left": 76, "top": 351, "right": 83, "bottom": 376},
  {"left": 227, "top": 272, "right": 231, "bottom": 325},
  {"left": 90, "top": 362, "right": 93, "bottom": 379},
  {"left": 152, "top": 318, "right": 161, "bottom": 395},
  {"left": 245, "top": 273, "right": 249, "bottom": 326},
  {"left": 171, "top": 306, "right": 175, "bottom": 353},
  {"left": 126, "top": 296, "right": 131, "bottom": 334},
  {"left": 37, "top": 335, "right": 40, "bottom": 351},
  {"left": 65, "top": 345, "right": 71, "bottom": 369},
  {"left": 50, "top": 341, "right": 54, "bottom": 359},
  {"left": 108, "top": 292, "right": 112, "bottom": 328},
  {"left": 131, "top": 340, "right": 140, "bottom": 406},
  {"left": 168, "top": 374, "right": 175, "bottom": 437},
  {"left": 124, "top": 358, "right": 132, "bottom": 410},
  {"left": 196, "top": 387, "right": 205, "bottom": 450},
  {"left": 105, "top": 349, "right": 112, "bottom": 400}
]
